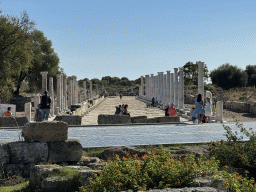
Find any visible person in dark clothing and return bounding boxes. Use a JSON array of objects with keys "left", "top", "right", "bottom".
[
  {"left": 35, "top": 104, "right": 42, "bottom": 122},
  {"left": 40, "top": 91, "right": 51, "bottom": 121},
  {"left": 115, "top": 105, "right": 121, "bottom": 114},
  {"left": 152, "top": 97, "right": 155, "bottom": 107},
  {"left": 165, "top": 105, "right": 170, "bottom": 116}
]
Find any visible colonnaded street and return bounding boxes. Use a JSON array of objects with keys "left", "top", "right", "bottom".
[{"left": 81, "top": 96, "right": 189, "bottom": 125}]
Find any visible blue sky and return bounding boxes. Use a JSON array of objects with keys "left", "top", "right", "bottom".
[{"left": 1, "top": 0, "right": 256, "bottom": 81}]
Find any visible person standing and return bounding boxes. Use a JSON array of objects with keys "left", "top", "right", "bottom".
[
  {"left": 194, "top": 94, "right": 204, "bottom": 124},
  {"left": 204, "top": 97, "right": 212, "bottom": 123},
  {"left": 2, "top": 107, "right": 12, "bottom": 117},
  {"left": 40, "top": 91, "right": 51, "bottom": 121},
  {"left": 151, "top": 97, "right": 155, "bottom": 107},
  {"left": 165, "top": 105, "right": 169, "bottom": 116}
]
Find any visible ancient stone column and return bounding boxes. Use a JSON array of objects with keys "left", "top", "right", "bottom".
[
  {"left": 155, "top": 75, "right": 158, "bottom": 100},
  {"left": 34, "top": 95, "right": 41, "bottom": 113},
  {"left": 40, "top": 71, "right": 48, "bottom": 94},
  {"left": 140, "top": 76, "right": 144, "bottom": 97},
  {"left": 56, "top": 74, "right": 62, "bottom": 114},
  {"left": 157, "top": 72, "right": 163, "bottom": 103},
  {"left": 49, "top": 77, "right": 54, "bottom": 116},
  {"left": 216, "top": 101, "right": 223, "bottom": 123},
  {"left": 178, "top": 67, "right": 184, "bottom": 109},
  {"left": 145, "top": 75, "right": 149, "bottom": 99},
  {"left": 170, "top": 73, "right": 174, "bottom": 104},
  {"left": 76, "top": 81, "right": 79, "bottom": 103},
  {"left": 90, "top": 80, "right": 92, "bottom": 98},
  {"left": 197, "top": 61, "right": 204, "bottom": 99},
  {"left": 150, "top": 74, "right": 154, "bottom": 98},
  {"left": 83, "top": 81, "right": 87, "bottom": 101},
  {"left": 63, "top": 75, "right": 67, "bottom": 110},
  {"left": 72, "top": 76, "right": 77, "bottom": 104},
  {"left": 163, "top": 74, "right": 167, "bottom": 104},
  {"left": 174, "top": 68, "right": 178, "bottom": 108},
  {"left": 68, "top": 78, "right": 73, "bottom": 107},
  {"left": 166, "top": 71, "right": 171, "bottom": 104}
]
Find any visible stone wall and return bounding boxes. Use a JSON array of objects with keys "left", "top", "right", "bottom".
[
  {"left": 0, "top": 117, "right": 28, "bottom": 127},
  {"left": 98, "top": 115, "right": 180, "bottom": 124},
  {"left": 54, "top": 115, "right": 82, "bottom": 125},
  {"left": 223, "top": 100, "right": 251, "bottom": 113}
]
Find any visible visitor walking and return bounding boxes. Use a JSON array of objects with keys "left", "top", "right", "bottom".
[
  {"left": 40, "top": 91, "right": 51, "bottom": 121},
  {"left": 194, "top": 94, "right": 204, "bottom": 124},
  {"left": 152, "top": 97, "right": 155, "bottom": 107}
]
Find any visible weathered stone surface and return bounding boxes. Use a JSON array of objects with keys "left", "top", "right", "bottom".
[
  {"left": 99, "top": 146, "right": 146, "bottom": 160},
  {"left": 21, "top": 121, "right": 68, "bottom": 142},
  {"left": 78, "top": 170, "right": 101, "bottom": 185},
  {"left": 0, "top": 117, "right": 28, "bottom": 127},
  {"left": 54, "top": 115, "right": 82, "bottom": 125},
  {"left": 98, "top": 114, "right": 132, "bottom": 124},
  {"left": 47, "top": 139, "right": 82, "bottom": 163},
  {"left": 30, "top": 164, "right": 62, "bottom": 191},
  {"left": 146, "top": 118, "right": 158, "bottom": 123},
  {"left": 131, "top": 116, "right": 147, "bottom": 123},
  {"left": 41, "top": 176, "right": 76, "bottom": 192},
  {"left": 0, "top": 143, "right": 9, "bottom": 164},
  {"left": 8, "top": 142, "right": 48, "bottom": 164},
  {"left": 122, "top": 187, "right": 220, "bottom": 191},
  {"left": 3, "top": 163, "right": 34, "bottom": 178},
  {"left": 78, "top": 156, "right": 101, "bottom": 166},
  {"left": 156, "top": 116, "right": 180, "bottom": 123}
]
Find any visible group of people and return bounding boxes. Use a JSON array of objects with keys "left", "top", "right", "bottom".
[
  {"left": 115, "top": 104, "right": 130, "bottom": 116},
  {"left": 190, "top": 94, "right": 212, "bottom": 124},
  {"left": 35, "top": 91, "right": 52, "bottom": 121}
]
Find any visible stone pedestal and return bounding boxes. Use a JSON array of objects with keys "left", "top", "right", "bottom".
[
  {"left": 174, "top": 68, "right": 178, "bottom": 108},
  {"left": 40, "top": 71, "right": 48, "bottom": 94},
  {"left": 197, "top": 61, "right": 204, "bottom": 99},
  {"left": 34, "top": 96, "right": 41, "bottom": 113},
  {"left": 178, "top": 67, "right": 184, "bottom": 109},
  {"left": 25, "top": 102, "right": 31, "bottom": 122}
]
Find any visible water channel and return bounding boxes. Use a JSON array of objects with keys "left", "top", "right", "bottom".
[{"left": 1, "top": 122, "right": 255, "bottom": 148}]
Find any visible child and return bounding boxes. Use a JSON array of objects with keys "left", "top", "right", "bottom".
[{"left": 190, "top": 105, "right": 197, "bottom": 123}]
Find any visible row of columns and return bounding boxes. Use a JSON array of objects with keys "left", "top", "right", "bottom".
[{"left": 142, "top": 61, "right": 205, "bottom": 110}]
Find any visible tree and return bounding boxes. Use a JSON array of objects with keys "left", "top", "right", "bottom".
[
  {"left": 210, "top": 63, "right": 247, "bottom": 90},
  {"left": 25, "top": 29, "right": 60, "bottom": 93},
  {"left": 0, "top": 14, "right": 34, "bottom": 98},
  {"left": 183, "top": 62, "right": 209, "bottom": 86},
  {"left": 245, "top": 65, "right": 256, "bottom": 87}
]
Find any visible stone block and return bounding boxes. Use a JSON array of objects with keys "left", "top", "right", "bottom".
[
  {"left": 145, "top": 118, "right": 158, "bottom": 123},
  {"left": 54, "top": 115, "right": 82, "bottom": 125},
  {"left": 98, "top": 114, "right": 132, "bottom": 124},
  {"left": 78, "top": 170, "right": 101, "bottom": 185},
  {"left": 0, "top": 117, "right": 28, "bottom": 127},
  {"left": 0, "top": 143, "right": 9, "bottom": 164},
  {"left": 41, "top": 176, "right": 77, "bottom": 192},
  {"left": 47, "top": 139, "right": 82, "bottom": 163},
  {"left": 131, "top": 116, "right": 147, "bottom": 123},
  {"left": 21, "top": 121, "right": 68, "bottom": 142},
  {"left": 8, "top": 142, "right": 48, "bottom": 164},
  {"left": 78, "top": 156, "right": 101, "bottom": 166},
  {"left": 3, "top": 163, "right": 34, "bottom": 178},
  {"left": 156, "top": 116, "right": 180, "bottom": 123},
  {"left": 30, "top": 164, "right": 62, "bottom": 191}
]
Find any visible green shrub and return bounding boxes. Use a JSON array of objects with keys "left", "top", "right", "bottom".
[
  {"left": 208, "top": 121, "right": 256, "bottom": 170},
  {"left": 80, "top": 146, "right": 219, "bottom": 192}
]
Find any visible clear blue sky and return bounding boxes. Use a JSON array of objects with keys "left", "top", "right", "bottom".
[{"left": 1, "top": 0, "right": 256, "bottom": 81}]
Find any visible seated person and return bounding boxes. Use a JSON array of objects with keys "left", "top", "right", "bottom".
[
  {"left": 2, "top": 107, "right": 12, "bottom": 117},
  {"left": 123, "top": 104, "right": 130, "bottom": 116},
  {"left": 115, "top": 105, "right": 121, "bottom": 114},
  {"left": 168, "top": 103, "right": 177, "bottom": 116},
  {"left": 165, "top": 105, "right": 169, "bottom": 116}
]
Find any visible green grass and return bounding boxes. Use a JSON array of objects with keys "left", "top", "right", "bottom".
[
  {"left": 0, "top": 181, "right": 29, "bottom": 192},
  {"left": 82, "top": 147, "right": 106, "bottom": 157}
]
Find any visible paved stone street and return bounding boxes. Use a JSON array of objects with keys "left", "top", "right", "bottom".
[{"left": 82, "top": 96, "right": 189, "bottom": 125}]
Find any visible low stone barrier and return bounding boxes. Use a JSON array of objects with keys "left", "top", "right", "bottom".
[
  {"left": 22, "top": 121, "right": 68, "bottom": 142},
  {"left": 0, "top": 117, "right": 28, "bottom": 127},
  {"left": 98, "top": 115, "right": 180, "bottom": 124},
  {"left": 54, "top": 115, "right": 82, "bottom": 125}
]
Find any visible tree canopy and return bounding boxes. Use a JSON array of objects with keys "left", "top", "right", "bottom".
[
  {"left": 245, "top": 65, "right": 256, "bottom": 87},
  {"left": 210, "top": 63, "right": 248, "bottom": 90}
]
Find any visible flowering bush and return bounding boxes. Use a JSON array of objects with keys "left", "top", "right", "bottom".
[{"left": 80, "top": 146, "right": 219, "bottom": 192}]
